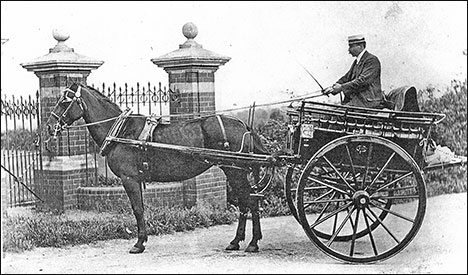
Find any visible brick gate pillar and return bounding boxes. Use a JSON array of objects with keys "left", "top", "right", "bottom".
[
  {"left": 151, "top": 22, "right": 231, "bottom": 209},
  {"left": 21, "top": 29, "right": 104, "bottom": 212}
]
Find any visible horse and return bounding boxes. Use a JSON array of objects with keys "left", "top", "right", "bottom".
[{"left": 45, "top": 83, "right": 269, "bottom": 254}]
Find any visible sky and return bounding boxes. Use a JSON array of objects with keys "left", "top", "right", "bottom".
[{"left": 1, "top": 1, "right": 467, "bottom": 110}]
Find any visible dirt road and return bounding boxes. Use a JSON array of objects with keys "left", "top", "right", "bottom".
[{"left": 2, "top": 193, "right": 467, "bottom": 274}]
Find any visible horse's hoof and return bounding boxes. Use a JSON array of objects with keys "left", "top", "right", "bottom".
[
  {"left": 245, "top": 245, "right": 259, "bottom": 253},
  {"left": 225, "top": 243, "right": 240, "bottom": 251},
  {"left": 129, "top": 245, "right": 145, "bottom": 254}
]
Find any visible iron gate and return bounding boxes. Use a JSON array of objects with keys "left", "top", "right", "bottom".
[{"left": 1, "top": 92, "right": 43, "bottom": 207}]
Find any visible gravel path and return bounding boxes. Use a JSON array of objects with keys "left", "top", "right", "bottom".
[{"left": 2, "top": 193, "right": 466, "bottom": 274}]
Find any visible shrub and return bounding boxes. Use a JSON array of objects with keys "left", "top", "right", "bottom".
[
  {"left": 3, "top": 204, "right": 237, "bottom": 252},
  {"left": 418, "top": 79, "right": 467, "bottom": 155},
  {"left": 418, "top": 79, "right": 467, "bottom": 194},
  {"left": 1, "top": 129, "right": 37, "bottom": 150}
]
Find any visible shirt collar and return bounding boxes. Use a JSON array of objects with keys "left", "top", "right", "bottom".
[{"left": 356, "top": 49, "right": 367, "bottom": 64}]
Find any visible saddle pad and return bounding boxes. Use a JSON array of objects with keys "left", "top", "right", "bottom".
[
  {"left": 137, "top": 114, "right": 162, "bottom": 142},
  {"left": 99, "top": 108, "right": 133, "bottom": 156}
]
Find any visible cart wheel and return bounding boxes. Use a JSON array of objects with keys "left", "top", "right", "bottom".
[
  {"left": 286, "top": 163, "right": 392, "bottom": 237},
  {"left": 297, "top": 135, "right": 426, "bottom": 263},
  {"left": 285, "top": 164, "right": 304, "bottom": 223}
]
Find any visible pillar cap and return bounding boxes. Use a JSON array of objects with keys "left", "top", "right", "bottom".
[
  {"left": 151, "top": 22, "right": 230, "bottom": 69},
  {"left": 21, "top": 29, "right": 104, "bottom": 73}
]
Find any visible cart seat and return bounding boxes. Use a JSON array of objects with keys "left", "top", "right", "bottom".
[{"left": 384, "top": 86, "right": 420, "bottom": 112}]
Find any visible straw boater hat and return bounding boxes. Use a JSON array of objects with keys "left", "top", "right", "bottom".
[{"left": 348, "top": 34, "right": 365, "bottom": 45}]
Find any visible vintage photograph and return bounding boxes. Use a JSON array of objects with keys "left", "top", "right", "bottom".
[{"left": 1, "top": 1, "right": 466, "bottom": 273}]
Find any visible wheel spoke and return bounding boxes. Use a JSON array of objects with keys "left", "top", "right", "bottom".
[
  {"left": 306, "top": 175, "right": 349, "bottom": 195},
  {"left": 313, "top": 189, "right": 335, "bottom": 202},
  {"left": 314, "top": 191, "right": 337, "bottom": 221},
  {"left": 323, "top": 156, "right": 356, "bottom": 192},
  {"left": 327, "top": 206, "right": 356, "bottom": 247},
  {"left": 349, "top": 208, "right": 361, "bottom": 256},
  {"left": 304, "top": 198, "right": 351, "bottom": 204},
  {"left": 362, "top": 143, "right": 374, "bottom": 189},
  {"left": 332, "top": 194, "right": 340, "bottom": 236},
  {"left": 312, "top": 202, "right": 353, "bottom": 229},
  {"left": 345, "top": 144, "right": 359, "bottom": 186},
  {"left": 344, "top": 198, "right": 356, "bottom": 229},
  {"left": 304, "top": 189, "right": 338, "bottom": 208},
  {"left": 376, "top": 185, "right": 417, "bottom": 192},
  {"left": 366, "top": 152, "right": 396, "bottom": 192},
  {"left": 363, "top": 208, "right": 378, "bottom": 256},
  {"left": 369, "top": 201, "right": 414, "bottom": 223},
  {"left": 373, "top": 171, "right": 414, "bottom": 193},
  {"left": 371, "top": 195, "right": 419, "bottom": 200},
  {"left": 367, "top": 207, "right": 401, "bottom": 244},
  {"left": 291, "top": 186, "right": 329, "bottom": 192},
  {"left": 374, "top": 198, "right": 389, "bottom": 205}
]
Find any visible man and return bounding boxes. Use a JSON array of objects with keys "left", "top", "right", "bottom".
[{"left": 324, "top": 34, "right": 385, "bottom": 108}]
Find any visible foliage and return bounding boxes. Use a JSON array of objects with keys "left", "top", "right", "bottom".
[
  {"left": 1, "top": 129, "right": 37, "bottom": 150},
  {"left": 230, "top": 107, "right": 286, "bottom": 130},
  {"left": 3, "top": 203, "right": 237, "bottom": 252},
  {"left": 94, "top": 174, "right": 122, "bottom": 187},
  {"left": 417, "top": 79, "right": 467, "bottom": 195},
  {"left": 256, "top": 119, "right": 289, "bottom": 153},
  {"left": 425, "top": 166, "right": 467, "bottom": 197},
  {"left": 418, "top": 79, "right": 467, "bottom": 155}
]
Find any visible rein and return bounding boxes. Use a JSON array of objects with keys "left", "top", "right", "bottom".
[
  {"left": 66, "top": 116, "right": 118, "bottom": 128},
  {"left": 62, "top": 89, "right": 327, "bottom": 129}
]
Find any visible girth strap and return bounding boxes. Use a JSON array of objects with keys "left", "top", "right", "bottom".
[
  {"left": 137, "top": 114, "right": 162, "bottom": 183},
  {"left": 216, "top": 115, "right": 230, "bottom": 150}
]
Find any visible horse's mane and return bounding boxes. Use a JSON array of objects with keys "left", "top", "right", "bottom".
[
  {"left": 84, "top": 84, "right": 117, "bottom": 105},
  {"left": 71, "top": 83, "right": 121, "bottom": 111}
]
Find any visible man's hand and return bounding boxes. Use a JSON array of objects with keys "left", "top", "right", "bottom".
[
  {"left": 323, "top": 86, "right": 334, "bottom": 95},
  {"left": 331, "top": 83, "right": 343, "bottom": 95}
]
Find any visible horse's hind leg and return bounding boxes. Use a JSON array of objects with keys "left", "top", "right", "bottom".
[
  {"left": 121, "top": 175, "right": 148, "bottom": 254},
  {"left": 245, "top": 196, "right": 262, "bottom": 252},
  {"left": 223, "top": 168, "right": 250, "bottom": 251}
]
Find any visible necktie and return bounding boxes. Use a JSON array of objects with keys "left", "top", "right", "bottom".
[{"left": 350, "top": 59, "right": 358, "bottom": 79}]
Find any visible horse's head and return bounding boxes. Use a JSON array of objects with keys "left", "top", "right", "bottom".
[{"left": 46, "top": 83, "right": 87, "bottom": 139}]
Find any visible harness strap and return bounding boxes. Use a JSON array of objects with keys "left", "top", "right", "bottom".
[
  {"left": 136, "top": 114, "right": 163, "bottom": 183},
  {"left": 138, "top": 114, "right": 161, "bottom": 142},
  {"left": 99, "top": 108, "right": 133, "bottom": 156},
  {"left": 216, "top": 115, "right": 230, "bottom": 150}
]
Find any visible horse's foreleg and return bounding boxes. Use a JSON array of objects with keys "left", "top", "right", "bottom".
[
  {"left": 245, "top": 196, "right": 262, "bottom": 253},
  {"left": 225, "top": 210, "right": 247, "bottom": 250},
  {"left": 122, "top": 175, "right": 147, "bottom": 254}
]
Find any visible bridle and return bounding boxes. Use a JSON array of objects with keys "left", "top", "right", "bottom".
[{"left": 49, "top": 85, "right": 87, "bottom": 138}]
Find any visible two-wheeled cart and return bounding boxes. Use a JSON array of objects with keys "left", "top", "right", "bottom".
[
  {"left": 108, "top": 98, "right": 466, "bottom": 263},
  {"left": 282, "top": 100, "right": 466, "bottom": 263}
]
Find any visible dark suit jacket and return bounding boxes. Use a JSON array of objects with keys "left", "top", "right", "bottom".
[{"left": 336, "top": 51, "right": 384, "bottom": 108}]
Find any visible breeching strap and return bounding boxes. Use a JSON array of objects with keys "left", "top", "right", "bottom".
[{"left": 216, "top": 115, "right": 230, "bottom": 150}]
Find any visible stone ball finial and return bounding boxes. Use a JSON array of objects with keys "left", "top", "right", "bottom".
[
  {"left": 52, "top": 28, "right": 70, "bottom": 43},
  {"left": 182, "top": 22, "right": 198, "bottom": 40}
]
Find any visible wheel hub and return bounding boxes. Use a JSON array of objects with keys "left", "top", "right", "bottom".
[{"left": 352, "top": 190, "right": 370, "bottom": 209}]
